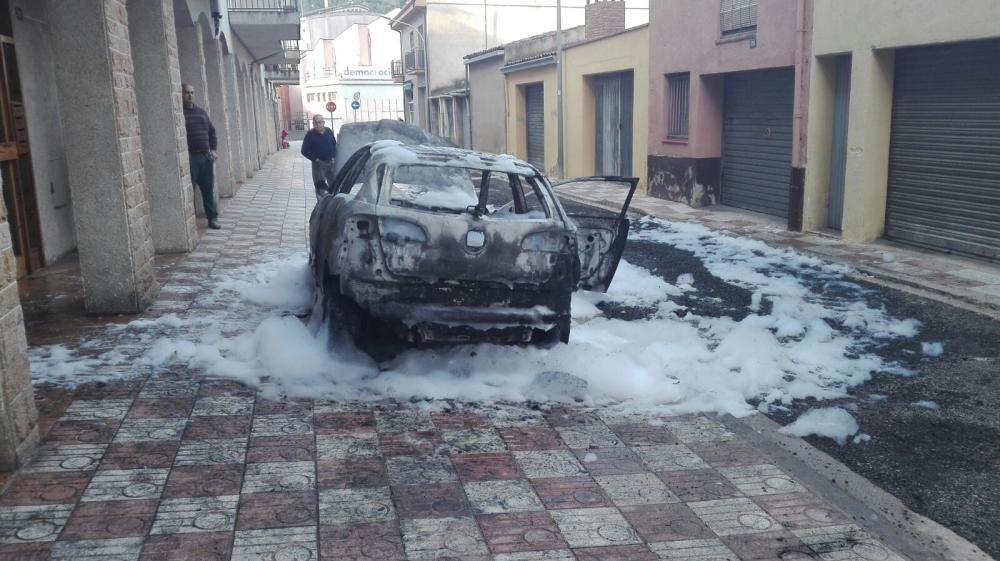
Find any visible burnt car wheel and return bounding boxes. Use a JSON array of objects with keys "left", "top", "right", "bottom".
[
  {"left": 533, "top": 316, "right": 571, "bottom": 347},
  {"left": 323, "top": 276, "right": 369, "bottom": 347}
]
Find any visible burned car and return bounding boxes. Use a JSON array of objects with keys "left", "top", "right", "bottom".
[{"left": 309, "top": 121, "right": 636, "bottom": 347}]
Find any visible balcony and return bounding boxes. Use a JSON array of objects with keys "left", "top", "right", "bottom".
[
  {"left": 404, "top": 50, "right": 425, "bottom": 74},
  {"left": 227, "top": 0, "right": 300, "bottom": 65},
  {"left": 279, "top": 39, "right": 302, "bottom": 62},
  {"left": 391, "top": 59, "right": 404, "bottom": 83},
  {"left": 264, "top": 64, "right": 300, "bottom": 85}
]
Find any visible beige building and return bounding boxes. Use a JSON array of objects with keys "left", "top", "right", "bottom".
[
  {"left": 392, "top": 0, "right": 648, "bottom": 146},
  {"left": 563, "top": 24, "right": 648, "bottom": 189},
  {"left": 503, "top": 1, "right": 647, "bottom": 187},
  {"left": 803, "top": 0, "right": 1000, "bottom": 260}
]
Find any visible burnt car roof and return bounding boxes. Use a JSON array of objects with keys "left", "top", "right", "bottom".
[{"left": 367, "top": 141, "right": 539, "bottom": 176}]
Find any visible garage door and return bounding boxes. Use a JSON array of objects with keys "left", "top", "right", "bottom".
[
  {"left": 524, "top": 84, "right": 545, "bottom": 169},
  {"left": 721, "top": 68, "right": 795, "bottom": 218},
  {"left": 886, "top": 39, "right": 1000, "bottom": 260}
]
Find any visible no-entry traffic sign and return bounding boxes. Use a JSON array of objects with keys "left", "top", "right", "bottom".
[{"left": 325, "top": 101, "right": 337, "bottom": 113}]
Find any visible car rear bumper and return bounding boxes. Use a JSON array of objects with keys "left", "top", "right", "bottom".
[{"left": 343, "top": 279, "right": 570, "bottom": 343}]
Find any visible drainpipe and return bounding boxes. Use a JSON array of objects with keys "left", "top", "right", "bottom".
[
  {"left": 555, "top": 0, "right": 564, "bottom": 179},
  {"left": 465, "top": 60, "right": 473, "bottom": 149},
  {"left": 787, "top": 0, "right": 809, "bottom": 232},
  {"left": 793, "top": 0, "right": 808, "bottom": 169}
]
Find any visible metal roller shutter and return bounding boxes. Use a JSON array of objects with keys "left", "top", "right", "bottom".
[
  {"left": 525, "top": 84, "right": 545, "bottom": 169},
  {"left": 721, "top": 68, "right": 795, "bottom": 218},
  {"left": 886, "top": 39, "right": 1000, "bottom": 260}
]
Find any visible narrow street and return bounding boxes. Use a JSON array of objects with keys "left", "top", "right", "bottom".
[{"left": 1, "top": 147, "right": 992, "bottom": 561}]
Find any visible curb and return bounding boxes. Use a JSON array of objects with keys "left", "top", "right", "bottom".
[
  {"left": 555, "top": 190, "right": 1000, "bottom": 319},
  {"left": 846, "top": 267, "right": 1000, "bottom": 320},
  {"left": 723, "top": 413, "right": 996, "bottom": 561}
]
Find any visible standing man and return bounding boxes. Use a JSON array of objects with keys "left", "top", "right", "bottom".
[
  {"left": 301, "top": 115, "right": 337, "bottom": 196},
  {"left": 182, "top": 83, "right": 221, "bottom": 229}
]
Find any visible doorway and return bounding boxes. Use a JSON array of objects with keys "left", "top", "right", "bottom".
[
  {"left": 826, "top": 56, "right": 851, "bottom": 230},
  {"left": 721, "top": 68, "right": 795, "bottom": 218},
  {"left": 593, "top": 71, "right": 634, "bottom": 176},
  {"left": 0, "top": 2, "right": 43, "bottom": 277},
  {"left": 524, "top": 83, "right": 545, "bottom": 169}
]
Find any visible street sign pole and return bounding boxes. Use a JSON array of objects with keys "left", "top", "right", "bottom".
[{"left": 325, "top": 100, "right": 337, "bottom": 126}]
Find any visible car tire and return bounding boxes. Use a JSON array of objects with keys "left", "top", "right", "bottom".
[
  {"left": 534, "top": 316, "right": 571, "bottom": 347},
  {"left": 558, "top": 317, "right": 571, "bottom": 344},
  {"left": 323, "top": 275, "right": 368, "bottom": 347}
]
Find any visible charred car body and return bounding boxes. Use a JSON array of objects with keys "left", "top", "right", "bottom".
[{"left": 309, "top": 121, "right": 636, "bottom": 346}]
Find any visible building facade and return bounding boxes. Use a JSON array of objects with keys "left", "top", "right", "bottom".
[
  {"left": 300, "top": 5, "right": 404, "bottom": 133},
  {"left": 0, "top": 0, "right": 299, "bottom": 470},
  {"left": 463, "top": 46, "right": 505, "bottom": 153},
  {"left": 502, "top": 27, "right": 586, "bottom": 177},
  {"left": 563, "top": 24, "right": 649, "bottom": 189},
  {"left": 646, "top": 0, "right": 812, "bottom": 229},
  {"left": 392, "top": 0, "right": 648, "bottom": 145},
  {"left": 499, "top": 1, "right": 646, "bottom": 187},
  {"left": 803, "top": 0, "right": 1000, "bottom": 260}
]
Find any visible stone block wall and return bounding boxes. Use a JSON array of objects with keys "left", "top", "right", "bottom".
[
  {"left": 127, "top": 0, "right": 197, "bottom": 252},
  {"left": 106, "top": 0, "right": 157, "bottom": 304},
  {"left": 0, "top": 190, "right": 39, "bottom": 472},
  {"left": 160, "top": 0, "right": 197, "bottom": 244},
  {"left": 164, "top": 3, "right": 191, "bottom": 190},
  {"left": 166, "top": 15, "right": 198, "bottom": 242}
]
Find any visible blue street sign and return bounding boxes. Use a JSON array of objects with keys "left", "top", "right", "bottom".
[{"left": 350, "top": 100, "right": 361, "bottom": 110}]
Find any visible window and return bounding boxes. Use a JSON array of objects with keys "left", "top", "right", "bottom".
[
  {"left": 720, "top": 0, "right": 757, "bottom": 36},
  {"left": 307, "top": 93, "right": 314, "bottom": 102},
  {"left": 329, "top": 91, "right": 337, "bottom": 101},
  {"left": 390, "top": 166, "right": 479, "bottom": 213},
  {"left": 389, "top": 166, "right": 548, "bottom": 219},
  {"left": 334, "top": 153, "right": 381, "bottom": 201},
  {"left": 667, "top": 73, "right": 690, "bottom": 138}
]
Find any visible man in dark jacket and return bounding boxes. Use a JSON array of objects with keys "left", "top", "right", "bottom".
[
  {"left": 301, "top": 114, "right": 337, "bottom": 196},
  {"left": 182, "top": 82, "right": 221, "bottom": 229}
]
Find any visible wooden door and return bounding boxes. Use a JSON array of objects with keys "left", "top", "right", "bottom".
[{"left": 0, "top": 3, "right": 43, "bottom": 277}]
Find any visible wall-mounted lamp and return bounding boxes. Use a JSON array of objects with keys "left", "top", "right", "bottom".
[{"left": 211, "top": 11, "right": 222, "bottom": 36}]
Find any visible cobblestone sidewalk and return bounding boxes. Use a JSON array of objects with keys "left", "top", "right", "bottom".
[
  {"left": 2, "top": 148, "right": 920, "bottom": 560},
  {"left": 556, "top": 182, "right": 1000, "bottom": 314}
]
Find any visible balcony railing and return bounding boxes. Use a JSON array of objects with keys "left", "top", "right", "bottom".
[
  {"left": 391, "top": 59, "right": 404, "bottom": 83},
  {"left": 228, "top": 0, "right": 298, "bottom": 11},
  {"left": 404, "top": 50, "right": 425, "bottom": 73},
  {"left": 303, "top": 69, "right": 338, "bottom": 82},
  {"left": 264, "top": 64, "right": 300, "bottom": 83}
]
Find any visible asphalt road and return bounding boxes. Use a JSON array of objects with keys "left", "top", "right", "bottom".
[{"left": 560, "top": 198, "right": 1000, "bottom": 558}]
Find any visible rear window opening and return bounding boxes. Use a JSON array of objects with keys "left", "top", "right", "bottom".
[{"left": 388, "top": 165, "right": 550, "bottom": 219}]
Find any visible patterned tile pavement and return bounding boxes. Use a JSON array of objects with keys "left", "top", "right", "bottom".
[
  {"left": 555, "top": 181, "right": 1000, "bottom": 315},
  {"left": 3, "top": 148, "right": 916, "bottom": 559},
  {"left": 1, "top": 394, "right": 917, "bottom": 560}
]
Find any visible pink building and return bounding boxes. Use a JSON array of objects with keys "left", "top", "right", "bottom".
[{"left": 647, "top": 0, "right": 811, "bottom": 228}]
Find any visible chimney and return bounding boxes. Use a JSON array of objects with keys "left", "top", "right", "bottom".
[{"left": 585, "top": 0, "right": 626, "bottom": 41}]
